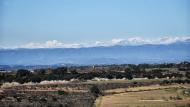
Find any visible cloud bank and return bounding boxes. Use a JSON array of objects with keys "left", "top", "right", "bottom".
[
  {"left": 2, "top": 36, "right": 190, "bottom": 49},
  {"left": 20, "top": 40, "right": 82, "bottom": 48}
]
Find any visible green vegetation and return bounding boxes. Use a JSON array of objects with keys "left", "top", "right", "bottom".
[
  {"left": 0, "top": 61, "right": 190, "bottom": 107},
  {"left": 58, "top": 90, "right": 67, "bottom": 95},
  {"left": 0, "top": 61, "right": 190, "bottom": 84},
  {"left": 90, "top": 85, "right": 102, "bottom": 97}
]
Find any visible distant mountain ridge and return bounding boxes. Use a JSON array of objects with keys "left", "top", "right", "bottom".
[{"left": 0, "top": 41, "right": 190, "bottom": 65}]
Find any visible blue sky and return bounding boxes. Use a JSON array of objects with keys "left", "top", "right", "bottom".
[{"left": 1, "top": 0, "right": 190, "bottom": 47}]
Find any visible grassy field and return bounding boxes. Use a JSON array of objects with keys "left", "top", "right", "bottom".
[{"left": 95, "top": 84, "right": 190, "bottom": 107}]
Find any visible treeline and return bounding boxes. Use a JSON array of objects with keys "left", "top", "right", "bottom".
[{"left": 0, "top": 61, "right": 190, "bottom": 84}]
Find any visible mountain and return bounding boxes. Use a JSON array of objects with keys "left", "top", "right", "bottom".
[{"left": 0, "top": 41, "right": 190, "bottom": 65}]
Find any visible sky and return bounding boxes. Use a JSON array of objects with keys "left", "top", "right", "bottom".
[{"left": 1, "top": 0, "right": 190, "bottom": 48}]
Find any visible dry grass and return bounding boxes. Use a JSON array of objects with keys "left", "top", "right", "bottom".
[
  {"left": 96, "top": 84, "right": 190, "bottom": 107},
  {"left": 85, "top": 78, "right": 164, "bottom": 85},
  {"left": 104, "top": 84, "right": 190, "bottom": 94}
]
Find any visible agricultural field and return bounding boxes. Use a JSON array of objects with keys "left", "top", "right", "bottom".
[
  {"left": 95, "top": 84, "right": 190, "bottom": 107},
  {"left": 0, "top": 62, "right": 190, "bottom": 107}
]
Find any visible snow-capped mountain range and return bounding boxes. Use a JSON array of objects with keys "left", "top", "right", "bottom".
[
  {"left": 0, "top": 37, "right": 190, "bottom": 65},
  {"left": 1, "top": 36, "right": 190, "bottom": 49}
]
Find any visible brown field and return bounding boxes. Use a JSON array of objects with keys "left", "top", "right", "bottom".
[
  {"left": 1, "top": 79, "right": 190, "bottom": 107},
  {"left": 85, "top": 78, "right": 163, "bottom": 84},
  {"left": 96, "top": 84, "right": 190, "bottom": 107}
]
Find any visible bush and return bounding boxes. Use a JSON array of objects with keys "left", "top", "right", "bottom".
[
  {"left": 40, "top": 97, "right": 47, "bottom": 102},
  {"left": 90, "top": 85, "right": 102, "bottom": 97},
  {"left": 0, "top": 93, "right": 6, "bottom": 100},
  {"left": 52, "top": 97, "right": 57, "bottom": 101},
  {"left": 16, "top": 96, "right": 22, "bottom": 102},
  {"left": 183, "top": 88, "right": 190, "bottom": 97},
  {"left": 58, "top": 90, "right": 67, "bottom": 95}
]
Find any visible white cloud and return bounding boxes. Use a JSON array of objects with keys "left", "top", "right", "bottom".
[
  {"left": 3, "top": 36, "right": 190, "bottom": 49},
  {"left": 111, "top": 36, "right": 190, "bottom": 45},
  {"left": 45, "top": 40, "right": 63, "bottom": 48},
  {"left": 127, "top": 37, "right": 151, "bottom": 44},
  {"left": 20, "top": 40, "right": 84, "bottom": 49},
  {"left": 20, "top": 40, "right": 64, "bottom": 48},
  {"left": 63, "top": 43, "right": 82, "bottom": 48},
  {"left": 153, "top": 36, "right": 190, "bottom": 44},
  {"left": 95, "top": 41, "right": 104, "bottom": 45},
  {"left": 111, "top": 38, "right": 126, "bottom": 45}
]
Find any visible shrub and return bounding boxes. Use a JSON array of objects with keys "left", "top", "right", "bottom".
[
  {"left": 182, "top": 88, "right": 190, "bottom": 97},
  {"left": 90, "top": 85, "right": 102, "bottom": 97},
  {"left": 0, "top": 93, "right": 6, "bottom": 100},
  {"left": 52, "top": 97, "right": 57, "bottom": 101},
  {"left": 40, "top": 97, "right": 47, "bottom": 102},
  {"left": 16, "top": 96, "right": 22, "bottom": 102},
  {"left": 58, "top": 90, "right": 67, "bottom": 95}
]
